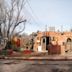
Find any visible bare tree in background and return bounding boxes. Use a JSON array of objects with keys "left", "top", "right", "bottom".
[{"left": 0, "top": 0, "right": 27, "bottom": 42}]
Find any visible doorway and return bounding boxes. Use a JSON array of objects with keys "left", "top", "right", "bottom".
[{"left": 46, "top": 36, "right": 51, "bottom": 50}]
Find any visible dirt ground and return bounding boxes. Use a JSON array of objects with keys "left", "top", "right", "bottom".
[{"left": 0, "top": 60, "right": 72, "bottom": 72}]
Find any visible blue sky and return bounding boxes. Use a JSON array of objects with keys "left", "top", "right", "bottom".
[{"left": 24, "top": 0, "right": 72, "bottom": 34}]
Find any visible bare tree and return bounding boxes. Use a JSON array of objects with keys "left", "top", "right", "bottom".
[{"left": 0, "top": 0, "right": 27, "bottom": 41}]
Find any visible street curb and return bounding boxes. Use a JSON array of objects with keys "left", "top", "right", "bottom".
[{"left": 1, "top": 56, "right": 72, "bottom": 61}]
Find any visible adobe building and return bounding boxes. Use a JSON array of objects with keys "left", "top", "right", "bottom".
[{"left": 33, "top": 31, "right": 72, "bottom": 55}]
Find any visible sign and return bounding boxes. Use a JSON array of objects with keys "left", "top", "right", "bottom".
[{"left": 38, "top": 45, "right": 42, "bottom": 52}]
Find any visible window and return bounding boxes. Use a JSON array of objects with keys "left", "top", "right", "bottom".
[
  {"left": 52, "top": 37, "right": 55, "bottom": 41},
  {"left": 43, "top": 38, "right": 45, "bottom": 43},
  {"left": 67, "top": 38, "right": 71, "bottom": 42},
  {"left": 63, "top": 42, "right": 65, "bottom": 45},
  {"left": 61, "top": 32, "right": 64, "bottom": 35},
  {"left": 37, "top": 37, "right": 39, "bottom": 40},
  {"left": 53, "top": 37, "right": 55, "bottom": 41}
]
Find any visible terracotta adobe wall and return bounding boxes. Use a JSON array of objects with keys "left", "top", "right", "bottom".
[{"left": 33, "top": 31, "right": 72, "bottom": 52}]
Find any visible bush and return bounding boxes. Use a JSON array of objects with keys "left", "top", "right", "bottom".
[
  {"left": 13, "top": 47, "right": 20, "bottom": 52},
  {"left": 0, "top": 50, "right": 8, "bottom": 56}
]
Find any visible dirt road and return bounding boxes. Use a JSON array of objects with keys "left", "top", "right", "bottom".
[{"left": 0, "top": 60, "right": 72, "bottom": 72}]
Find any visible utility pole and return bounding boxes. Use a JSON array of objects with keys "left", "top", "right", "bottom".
[
  {"left": 31, "top": 33, "right": 34, "bottom": 51},
  {"left": 61, "top": 25, "right": 63, "bottom": 33},
  {"left": 45, "top": 25, "right": 47, "bottom": 36},
  {"left": 0, "top": 24, "right": 1, "bottom": 35},
  {"left": 0, "top": 22, "right": 2, "bottom": 44},
  {"left": 45, "top": 25, "right": 48, "bottom": 50}
]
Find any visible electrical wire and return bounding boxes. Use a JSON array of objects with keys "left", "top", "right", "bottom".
[{"left": 26, "top": 0, "right": 41, "bottom": 27}]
